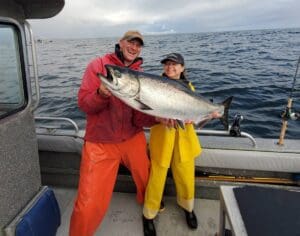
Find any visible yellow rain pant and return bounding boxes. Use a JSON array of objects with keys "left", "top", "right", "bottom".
[{"left": 143, "top": 124, "right": 202, "bottom": 219}]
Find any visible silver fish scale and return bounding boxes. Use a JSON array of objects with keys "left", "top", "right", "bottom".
[
  {"left": 102, "top": 65, "right": 225, "bottom": 124},
  {"left": 137, "top": 76, "right": 224, "bottom": 123}
]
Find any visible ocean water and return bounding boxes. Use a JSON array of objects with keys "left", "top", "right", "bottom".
[{"left": 35, "top": 28, "right": 300, "bottom": 139}]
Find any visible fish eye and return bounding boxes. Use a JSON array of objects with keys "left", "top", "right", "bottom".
[{"left": 114, "top": 70, "right": 122, "bottom": 78}]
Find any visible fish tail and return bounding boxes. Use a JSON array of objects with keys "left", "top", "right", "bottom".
[{"left": 220, "top": 96, "right": 233, "bottom": 130}]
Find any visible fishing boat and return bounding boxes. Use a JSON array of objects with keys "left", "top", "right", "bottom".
[{"left": 1, "top": 0, "right": 300, "bottom": 235}]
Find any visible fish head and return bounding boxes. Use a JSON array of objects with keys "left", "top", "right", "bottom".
[{"left": 98, "top": 65, "right": 140, "bottom": 98}]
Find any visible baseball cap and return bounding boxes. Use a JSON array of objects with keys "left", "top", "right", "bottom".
[
  {"left": 160, "top": 53, "right": 184, "bottom": 65},
  {"left": 121, "top": 30, "right": 144, "bottom": 46}
]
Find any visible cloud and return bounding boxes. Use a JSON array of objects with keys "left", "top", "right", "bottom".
[{"left": 29, "top": 0, "right": 300, "bottom": 38}]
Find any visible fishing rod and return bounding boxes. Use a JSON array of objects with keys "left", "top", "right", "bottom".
[{"left": 278, "top": 56, "right": 300, "bottom": 145}]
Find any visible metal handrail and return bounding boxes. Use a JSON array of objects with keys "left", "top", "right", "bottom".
[
  {"left": 144, "top": 127, "right": 257, "bottom": 147},
  {"left": 35, "top": 116, "right": 79, "bottom": 135},
  {"left": 34, "top": 117, "right": 256, "bottom": 146},
  {"left": 195, "top": 128, "right": 257, "bottom": 147},
  {"left": 25, "top": 20, "right": 40, "bottom": 111}
]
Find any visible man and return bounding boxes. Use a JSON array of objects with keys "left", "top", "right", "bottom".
[{"left": 69, "top": 30, "right": 157, "bottom": 236}]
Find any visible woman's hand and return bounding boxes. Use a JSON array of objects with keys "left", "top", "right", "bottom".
[
  {"left": 155, "top": 117, "right": 176, "bottom": 128},
  {"left": 210, "top": 111, "right": 222, "bottom": 119}
]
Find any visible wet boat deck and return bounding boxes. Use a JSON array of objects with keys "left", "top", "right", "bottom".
[{"left": 53, "top": 187, "right": 220, "bottom": 236}]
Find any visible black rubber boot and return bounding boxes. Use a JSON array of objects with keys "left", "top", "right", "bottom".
[
  {"left": 142, "top": 215, "right": 156, "bottom": 236},
  {"left": 183, "top": 209, "right": 198, "bottom": 229}
]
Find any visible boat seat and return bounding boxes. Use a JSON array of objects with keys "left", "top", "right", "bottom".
[
  {"left": 4, "top": 186, "right": 61, "bottom": 236},
  {"left": 37, "top": 134, "right": 83, "bottom": 154}
]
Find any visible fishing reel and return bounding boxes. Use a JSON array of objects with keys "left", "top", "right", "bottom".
[
  {"left": 290, "top": 112, "right": 300, "bottom": 120},
  {"left": 281, "top": 107, "right": 300, "bottom": 121},
  {"left": 229, "top": 114, "right": 243, "bottom": 137}
]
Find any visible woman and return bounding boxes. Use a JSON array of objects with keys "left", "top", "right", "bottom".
[{"left": 142, "top": 53, "right": 202, "bottom": 236}]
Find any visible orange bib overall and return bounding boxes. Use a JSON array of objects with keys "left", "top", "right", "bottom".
[{"left": 69, "top": 132, "right": 150, "bottom": 236}]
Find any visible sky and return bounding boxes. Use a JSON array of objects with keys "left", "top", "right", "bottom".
[{"left": 29, "top": 0, "right": 300, "bottom": 39}]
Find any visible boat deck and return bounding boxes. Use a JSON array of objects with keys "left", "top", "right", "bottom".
[{"left": 53, "top": 187, "right": 220, "bottom": 236}]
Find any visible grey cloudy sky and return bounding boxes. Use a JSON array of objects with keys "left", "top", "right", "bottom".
[{"left": 29, "top": 0, "right": 300, "bottom": 39}]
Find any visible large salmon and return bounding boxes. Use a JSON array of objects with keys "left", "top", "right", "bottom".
[{"left": 98, "top": 65, "right": 233, "bottom": 129}]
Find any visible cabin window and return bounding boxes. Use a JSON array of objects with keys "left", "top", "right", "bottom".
[{"left": 0, "top": 23, "right": 27, "bottom": 119}]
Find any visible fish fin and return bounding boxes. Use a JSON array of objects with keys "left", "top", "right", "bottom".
[
  {"left": 197, "top": 118, "right": 211, "bottom": 129},
  {"left": 134, "top": 99, "right": 153, "bottom": 110},
  {"left": 219, "top": 96, "right": 233, "bottom": 130},
  {"left": 176, "top": 120, "right": 185, "bottom": 129}
]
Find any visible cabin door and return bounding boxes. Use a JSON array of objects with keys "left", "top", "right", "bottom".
[{"left": 0, "top": 19, "right": 41, "bottom": 229}]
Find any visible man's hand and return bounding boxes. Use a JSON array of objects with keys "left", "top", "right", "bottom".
[{"left": 97, "top": 83, "right": 111, "bottom": 98}]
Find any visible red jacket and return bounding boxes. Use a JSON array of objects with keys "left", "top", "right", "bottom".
[{"left": 78, "top": 52, "right": 157, "bottom": 143}]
